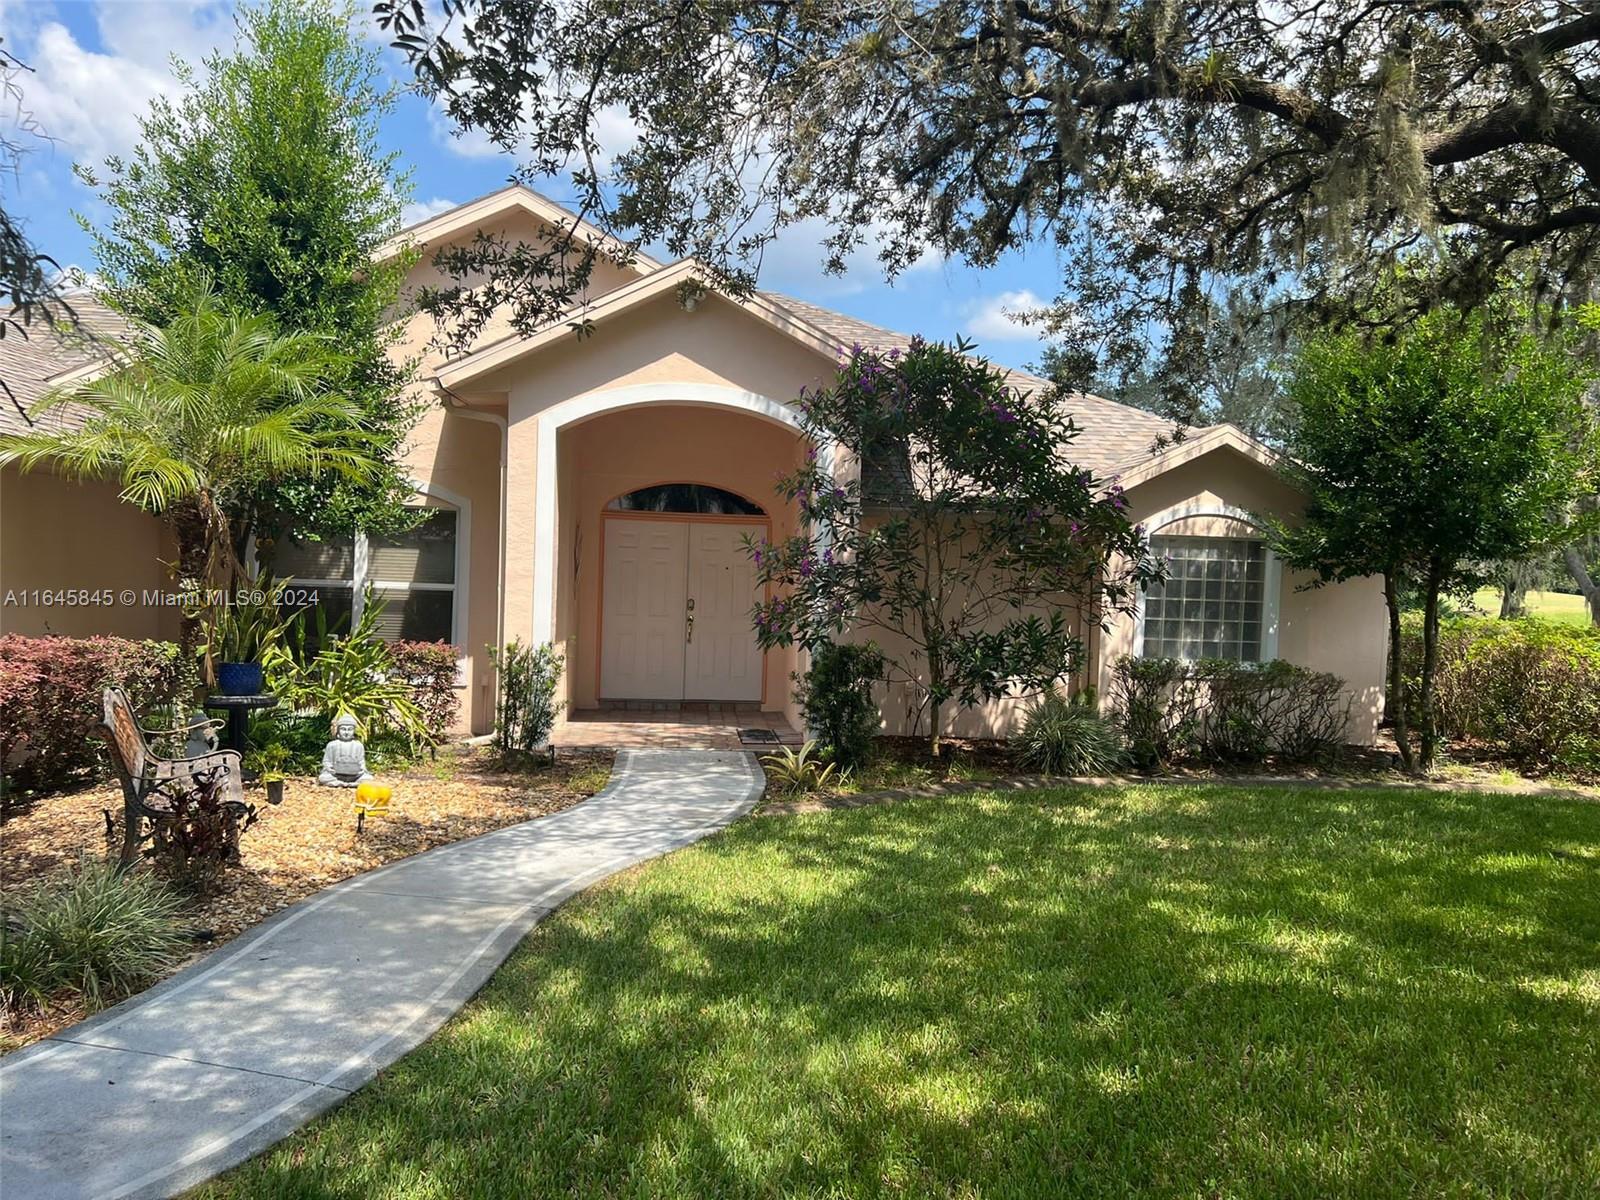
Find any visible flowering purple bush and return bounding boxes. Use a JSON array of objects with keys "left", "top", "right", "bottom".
[{"left": 749, "top": 338, "right": 1159, "bottom": 754}]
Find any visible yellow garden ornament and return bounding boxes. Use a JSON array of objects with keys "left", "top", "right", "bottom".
[{"left": 354, "top": 782, "right": 392, "bottom": 833}]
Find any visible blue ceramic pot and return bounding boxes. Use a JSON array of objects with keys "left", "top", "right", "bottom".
[{"left": 216, "top": 661, "right": 264, "bottom": 696}]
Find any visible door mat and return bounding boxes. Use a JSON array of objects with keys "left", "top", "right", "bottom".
[{"left": 738, "top": 728, "right": 781, "bottom": 744}]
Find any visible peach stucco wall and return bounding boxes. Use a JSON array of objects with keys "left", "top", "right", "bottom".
[
  {"left": 399, "top": 406, "right": 504, "bottom": 733},
  {"left": 1096, "top": 446, "right": 1387, "bottom": 743},
  {"left": 0, "top": 467, "right": 181, "bottom": 640},
  {"left": 497, "top": 291, "right": 835, "bottom": 654}
]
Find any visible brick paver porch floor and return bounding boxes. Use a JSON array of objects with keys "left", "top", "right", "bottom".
[{"left": 552, "top": 704, "right": 804, "bottom": 751}]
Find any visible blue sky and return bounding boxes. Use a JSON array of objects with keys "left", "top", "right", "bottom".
[{"left": 0, "top": 0, "right": 1070, "bottom": 373}]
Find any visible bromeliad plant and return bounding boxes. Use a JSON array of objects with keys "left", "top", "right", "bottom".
[
  {"left": 760, "top": 741, "right": 842, "bottom": 796},
  {"left": 203, "top": 578, "right": 293, "bottom": 695},
  {"left": 750, "top": 338, "right": 1159, "bottom": 756}
]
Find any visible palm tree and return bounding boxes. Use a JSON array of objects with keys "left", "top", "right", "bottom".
[{"left": 0, "top": 279, "right": 374, "bottom": 681}]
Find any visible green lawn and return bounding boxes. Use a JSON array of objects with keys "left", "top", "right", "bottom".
[
  {"left": 204, "top": 785, "right": 1600, "bottom": 1199},
  {"left": 1471, "top": 587, "right": 1593, "bottom": 626}
]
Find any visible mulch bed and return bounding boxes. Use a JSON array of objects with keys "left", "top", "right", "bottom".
[{"left": 0, "top": 746, "right": 613, "bottom": 1052}]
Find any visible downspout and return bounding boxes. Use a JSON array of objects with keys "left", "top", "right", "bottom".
[{"left": 443, "top": 389, "right": 509, "bottom": 725}]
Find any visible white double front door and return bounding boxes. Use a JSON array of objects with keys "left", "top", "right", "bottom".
[{"left": 600, "top": 517, "right": 765, "bottom": 701}]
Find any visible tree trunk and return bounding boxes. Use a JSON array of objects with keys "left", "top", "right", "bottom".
[
  {"left": 1417, "top": 567, "right": 1443, "bottom": 773},
  {"left": 165, "top": 503, "right": 211, "bottom": 705},
  {"left": 1383, "top": 573, "right": 1416, "bottom": 774},
  {"left": 1498, "top": 574, "right": 1527, "bottom": 619},
  {"left": 1563, "top": 543, "right": 1600, "bottom": 626}
]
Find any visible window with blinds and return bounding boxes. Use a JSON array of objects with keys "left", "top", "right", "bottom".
[
  {"left": 271, "top": 533, "right": 356, "bottom": 650},
  {"left": 366, "top": 510, "right": 457, "bottom": 643},
  {"left": 265, "top": 508, "right": 458, "bottom": 647},
  {"left": 1141, "top": 535, "right": 1266, "bottom": 661}
]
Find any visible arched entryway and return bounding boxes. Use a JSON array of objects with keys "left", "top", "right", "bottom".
[{"left": 546, "top": 395, "right": 813, "bottom": 715}]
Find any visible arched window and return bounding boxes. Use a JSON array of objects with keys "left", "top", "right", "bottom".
[
  {"left": 605, "top": 483, "right": 765, "bottom": 516},
  {"left": 1141, "top": 515, "right": 1272, "bottom": 662}
]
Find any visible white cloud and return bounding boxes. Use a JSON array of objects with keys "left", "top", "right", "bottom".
[
  {"left": 743, "top": 214, "right": 944, "bottom": 298},
  {"left": 0, "top": 2, "right": 233, "bottom": 165},
  {"left": 16, "top": 22, "right": 176, "bottom": 163},
  {"left": 400, "top": 196, "right": 459, "bottom": 227},
  {"left": 92, "top": 0, "right": 232, "bottom": 74},
  {"left": 963, "top": 289, "right": 1047, "bottom": 341},
  {"left": 428, "top": 92, "right": 640, "bottom": 172}
]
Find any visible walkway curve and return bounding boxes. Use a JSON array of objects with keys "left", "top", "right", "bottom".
[{"left": 0, "top": 749, "right": 764, "bottom": 1200}]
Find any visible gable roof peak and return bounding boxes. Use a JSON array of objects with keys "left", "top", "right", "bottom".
[{"left": 377, "top": 184, "right": 664, "bottom": 273}]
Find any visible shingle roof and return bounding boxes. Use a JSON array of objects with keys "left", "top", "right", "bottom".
[
  {"left": 764, "top": 293, "right": 1181, "bottom": 479},
  {"left": 0, "top": 296, "right": 128, "bottom": 438}
]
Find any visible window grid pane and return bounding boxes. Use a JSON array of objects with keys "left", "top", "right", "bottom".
[{"left": 1143, "top": 536, "right": 1266, "bottom": 661}]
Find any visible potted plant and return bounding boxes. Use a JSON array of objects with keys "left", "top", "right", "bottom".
[
  {"left": 207, "top": 579, "right": 289, "bottom": 695},
  {"left": 245, "top": 743, "right": 291, "bottom": 804}
]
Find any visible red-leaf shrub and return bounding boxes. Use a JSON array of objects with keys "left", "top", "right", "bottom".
[
  {"left": 387, "top": 640, "right": 462, "bottom": 746},
  {"left": 0, "top": 635, "right": 182, "bottom": 797}
]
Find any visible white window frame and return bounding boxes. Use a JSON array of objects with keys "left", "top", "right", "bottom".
[
  {"left": 265, "top": 479, "right": 471, "bottom": 673},
  {"left": 1132, "top": 501, "right": 1282, "bottom": 662}
]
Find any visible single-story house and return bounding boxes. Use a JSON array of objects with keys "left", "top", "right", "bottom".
[{"left": 0, "top": 186, "right": 1387, "bottom": 741}]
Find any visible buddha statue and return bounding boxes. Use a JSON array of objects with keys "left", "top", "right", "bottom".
[{"left": 318, "top": 714, "right": 374, "bottom": 787}]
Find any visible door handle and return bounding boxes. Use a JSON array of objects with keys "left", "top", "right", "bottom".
[{"left": 686, "top": 597, "right": 695, "bottom": 644}]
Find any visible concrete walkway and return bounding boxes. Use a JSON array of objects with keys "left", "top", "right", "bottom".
[{"left": 0, "top": 749, "right": 764, "bottom": 1200}]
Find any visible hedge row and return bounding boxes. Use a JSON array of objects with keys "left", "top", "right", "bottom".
[
  {"left": 1111, "top": 656, "right": 1350, "bottom": 769},
  {"left": 1403, "top": 616, "right": 1600, "bottom": 776}
]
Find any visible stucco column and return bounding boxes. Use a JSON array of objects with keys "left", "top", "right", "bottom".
[{"left": 502, "top": 407, "right": 540, "bottom": 647}]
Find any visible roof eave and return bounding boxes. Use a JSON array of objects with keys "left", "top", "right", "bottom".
[{"left": 1112, "top": 424, "right": 1285, "bottom": 492}]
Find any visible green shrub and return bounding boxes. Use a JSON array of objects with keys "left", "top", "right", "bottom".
[
  {"left": 1193, "top": 659, "right": 1350, "bottom": 765},
  {"left": 489, "top": 640, "right": 563, "bottom": 763},
  {"left": 1402, "top": 616, "right": 1600, "bottom": 775},
  {"left": 1016, "top": 692, "right": 1125, "bottom": 775},
  {"left": 795, "top": 641, "right": 884, "bottom": 770},
  {"left": 0, "top": 920, "right": 60, "bottom": 1012},
  {"left": 2, "top": 861, "right": 187, "bottom": 1012},
  {"left": 1110, "top": 657, "right": 1199, "bottom": 769},
  {"left": 1111, "top": 656, "right": 1350, "bottom": 769}
]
